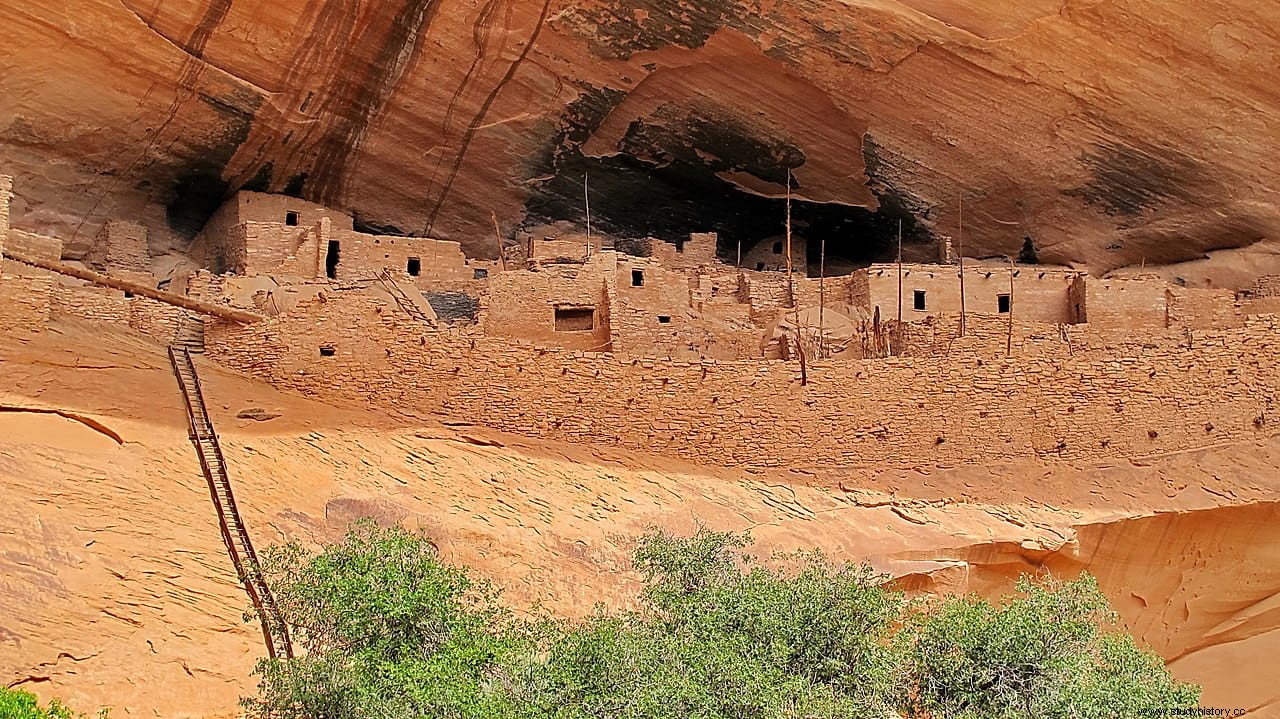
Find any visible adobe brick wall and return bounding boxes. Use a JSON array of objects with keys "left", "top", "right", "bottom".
[
  {"left": 1166, "top": 287, "right": 1241, "bottom": 330},
  {"left": 8, "top": 230, "right": 63, "bottom": 261},
  {"left": 739, "top": 236, "right": 806, "bottom": 273},
  {"left": 0, "top": 174, "right": 11, "bottom": 261},
  {"left": 484, "top": 253, "right": 614, "bottom": 351},
  {"left": 0, "top": 268, "right": 51, "bottom": 335},
  {"left": 233, "top": 191, "right": 354, "bottom": 231},
  {"left": 328, "top": 229, "right": 470, "bottom": 286},
  {"left": 866, "top": 263, "right": 1078, "bottom": 324},
  {"left": 49, "top": 285, "right": 186, "bottom": 343},
  {"left": 205, "top": 290, "right": 1280, "bottom": 471},
  {"left": 84, "top": 220, "right": 149, "bottom": 273},
  {"left": 1085, "top": 275, "right": 1168, "bottom": 331},
  {"left": 610, "top": 257, "right": 762, "bottom": 360},
  {"left": 646, "top": 232, "right": 718, "bottom": 269}
]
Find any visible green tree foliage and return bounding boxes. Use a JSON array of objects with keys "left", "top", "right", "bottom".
[
  {"left": 244, "top": 522, "right": 1199, "bottom": 719},
  {"left": 0, "top": 687, "right": 107, "bottom": 719}
]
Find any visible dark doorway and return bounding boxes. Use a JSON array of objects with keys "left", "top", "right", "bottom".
[
  {"left": 998, "top": 294, "right": 1011, "bottom": 313},
  {"left": 407, "top": 257, "right": 421, "bottom": 276},
  {"left": 631, "top": 269, "right": 644, "bottom": 286},
  {"left": 286, "top": 211, "right": 300, "bottom": 226},
  {"left": 913, "top": 290, "right": 926, "bottom": 311},
  {"left": 325, "top": 240, "right": 340, "bottom": 279}
]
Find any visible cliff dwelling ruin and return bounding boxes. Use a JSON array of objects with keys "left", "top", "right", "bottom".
[{"left": 3, "top": 0, "right": 1280, "bottom": 714}]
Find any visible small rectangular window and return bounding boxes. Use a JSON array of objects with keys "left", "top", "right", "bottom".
[
  {"left": 285, "top": 211, "right": 299, "bottom": 226},
  {"left": 658, "top": 315, "right": 671, "bottom": 324},
  {"left": 319, "top": 346, "right": 336, "bottom": 357},
  {"left": 998, "top": 294, "right": 1011, "bottom": 313},
  {"left": 554, "top": 306, "right": 595, "bottom": 332},
  {"left": 473, "top": 268, "right": 489, "bottom": 279},
  {"left": 772, "top": 241, "right": 783, "bottom": 255},
  {"left": 407, "top": 257, "right": 421, "bottom": 276},
  {"left": 756, "top": 262, "right": 765, "bottom": 271},
  {"left": 674, "top": 239, "right": 685, "bottom": 254},
  {"left": 913, "top": 290, "right": 926, "bottom": 311},
  {"left": 631, "top": 269, "right": 644, "bottom": 287}
]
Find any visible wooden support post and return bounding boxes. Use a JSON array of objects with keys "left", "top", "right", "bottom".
[
  {"left": 896, "top": 218, "right": 903, "bottom": 326},
  {"left": 1007, "top": 255, "right": 1015, "bottom": 356},
  {"left": 818, "top": 234, "right": 826, "bottom": 358},
  {"left": 958, "top": 193, "right": 967, "bottom": 337},
  {"left": 490, "top": 212, "right": 507, "bottom": 271},
  {"left": 785, "top": 168, "right": 793, "bottom": 306},
  {"left": 584, "top": 173, "right": 591, "bottom": 258}
]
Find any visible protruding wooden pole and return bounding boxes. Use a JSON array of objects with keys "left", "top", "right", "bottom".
[
  {"left": 584, "top": 174, "right": 591, "bottom": 258},
  {"left": 5, "top": 249, "right": 263, "bottom": 323},
  {"left": 490, "top": 211, "right": 507, "bottom": 271},
  {"left": 819, "top": 233, "right": 826, "bottom": 357},
  {"left": 1007, "top": 255, "right": 1015, "bottom": 356},
  {"left": 896, "top": 218, "right": 903, "bottom": 326},
  {"left": 785, "top": 168, "right": 794, "bottom": 305},
  {"left": 958, "top": 192, "right": 967, "bottom": 337}
]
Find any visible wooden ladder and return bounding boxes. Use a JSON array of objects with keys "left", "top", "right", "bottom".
[
  {"left": 168, "top": 345, "right": 293, "bottom": 660},
  {"left": 376, "top": 268, "right": 434, "bottom": 325},
  {"left": 172, "top": 313, "right": 206, "bottom": 354}
]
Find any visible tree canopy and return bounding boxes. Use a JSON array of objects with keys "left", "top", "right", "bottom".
[{"left": 244, "top": 522, "right": 1198, "bottom": 719}]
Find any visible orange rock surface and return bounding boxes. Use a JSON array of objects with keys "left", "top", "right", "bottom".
[
  {"left": 1, "top": 1, "right": 1277, "bottom": 269},
  {"left": 3, "top": 320, "right": 1279, "bottom": 717}
]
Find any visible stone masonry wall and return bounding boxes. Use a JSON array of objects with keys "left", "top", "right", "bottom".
[
  {"left": 0, "top": 175, "right": 11, "bottom": 260},
  {"left": 330, "top": 229, "right": 470, "bottom": 286},
  {"left": 1086, "top": 275, "right": 1168, "bottom": 331},
  {"left": 205, "top": 291, "right": 1280, "bottom": 470},
  {"left": 1166, "top": 287, "right": 1241, "bottom": 330},
  {"left": 8, "top": 230, "right": 63, "bottom": 261},
  {"left": 485, "top": 253, "right": 614, "bottom": 351},
  {"left": 0, "top": 269, "right": 51, "bottom": 335},
  {"left": 84, "top": 220, "right": 149, "bottom": 273}
]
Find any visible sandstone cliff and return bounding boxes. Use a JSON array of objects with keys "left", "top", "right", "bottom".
[{"left": 2, "top": 0, "right": 1277, "bottom": 270}]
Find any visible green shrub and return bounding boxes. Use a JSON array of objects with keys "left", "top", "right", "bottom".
[
  {"left": 244, "top": 522, "right": 1199, "bottom": 719},
  {"left": 0, "top": 687, "right": 106, "bottom": 719}
]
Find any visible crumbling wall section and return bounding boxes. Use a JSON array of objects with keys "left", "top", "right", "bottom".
[
  {"left": 84, "top": 220, "right": 149, "bottom": 273},
  {"left": 1166, "top": 287, "right": 1241, "bottom": 330}
]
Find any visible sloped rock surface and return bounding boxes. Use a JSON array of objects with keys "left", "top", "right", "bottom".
[{"left": 1, "top": 0, "right": 1276, "bottom": 269}]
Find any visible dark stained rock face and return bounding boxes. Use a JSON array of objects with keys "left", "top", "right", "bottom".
[{"left": 0, "top": 0, "right": 1277, "bottom": 273}]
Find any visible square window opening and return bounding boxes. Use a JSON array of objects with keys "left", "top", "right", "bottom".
[
  {"left": 631, "top": 269, "right": 644, "bottom": 287},
  {"left": 772, "top": 241, "right": 783, "bottom": 254},
  {"left": 756, "top": 262, "right": 765, "bottom": 271},
  {"left": 913, "top": 290, "right": 927, "bottom": 311},
  {"left": 407, "top": 257, "right": 421, "bottom": 276},
  {"left": 554, "top": 306, "right": 595, "bottom": 332},
  {"left": 473, "top": 268, "right": 489, "bottom": 279},
  {"left": 998, "top": 294, "right": 1011, "bottom": 313},
  {"left": 658, "top": 315, "right": 671, "bottom": 324},
  {"left": 319, "top": 346, "right": 336, "bottom": 357},
  {"left": 285, "top": 211, "right": 299, "bottom": 226}
]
